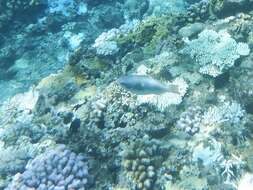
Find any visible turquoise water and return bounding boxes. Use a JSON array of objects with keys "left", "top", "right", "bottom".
[{"left": 0, "top": 0, "right": 253, "bottom": 189}]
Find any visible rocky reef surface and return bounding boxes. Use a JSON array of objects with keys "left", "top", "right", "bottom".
[{"left": 1, "top": 0, "right": 253, "bottom": 190}]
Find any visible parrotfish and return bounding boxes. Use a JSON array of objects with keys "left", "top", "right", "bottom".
[{"left": 117, "top": 75, "right": 179, "bottom": 95}]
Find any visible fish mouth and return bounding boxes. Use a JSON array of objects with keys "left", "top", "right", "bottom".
[
  {"left": 116, "top": 76, "right": 126, "bottom": 85},
  {"left": 116, "top": 78, "right": 122, "bottom": 85}
]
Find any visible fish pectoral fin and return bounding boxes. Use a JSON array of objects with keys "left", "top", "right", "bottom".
[{"left": 167, "top": 84, "right": 179, "bottom": 94}]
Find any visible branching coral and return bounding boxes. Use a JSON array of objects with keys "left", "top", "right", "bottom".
[
  {"left": 182, "top": 29, "right": 250, "bottom": 77},
  {"left": 220, "top": 154, "right": 246, "bottom": 186}
]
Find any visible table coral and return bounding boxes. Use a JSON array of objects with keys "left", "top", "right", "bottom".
[{"left": 182, "top": 29, "right": 250, "bottom": 77}]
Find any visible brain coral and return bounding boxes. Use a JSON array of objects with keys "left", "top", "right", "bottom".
[{"left": 5, "top": 145, "right": 90, "bottom": 190}]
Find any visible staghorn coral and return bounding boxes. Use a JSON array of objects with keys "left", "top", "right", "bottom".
[
  {"left": 63, "top": 31, "right": 85, "bottom": 50},
  {"left": 0, "top": 88, "right": 42, "bottom": 145},
  {"left": 202, "top": 101, "right": 248, "bottom": 145},
  {"left": 0, "top": 87, "right": 39, "bottom": 126},
  {"left": 202, "top": 101, "right": 245, "bottom": 127},
  {"left": 190, "top": 137, "right": 246, "bottom": 187},
  {"left": 220, "top": 154, "right": 246, "bottom": 186},
  {"left": 5, "top": 145, "right": 90, "bottom": 190},
  {"left": 93, "top": 29, "right": 120, "bottom": 56},
  {"left": 47, "top": 0, "right": 88, "bottom": 17},
  {"left": 176, "top": 164, "right": 208, "bottom": 190}
]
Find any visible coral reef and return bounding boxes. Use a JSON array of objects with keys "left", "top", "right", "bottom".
[{"left": 0, "top": 0, "right": 253, "bottom": 190}]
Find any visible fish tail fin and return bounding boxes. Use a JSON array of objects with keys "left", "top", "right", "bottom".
[{"left": 167, "top": 84, "right": 179, "bottom": 94}]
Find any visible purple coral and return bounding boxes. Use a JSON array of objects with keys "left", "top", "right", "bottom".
[{"left": 5, "top": 145, "right": 89, "bottom": 190}]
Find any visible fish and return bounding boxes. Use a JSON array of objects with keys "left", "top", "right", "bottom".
[{"left": 117, "top": 75, "right": 179, "bottom": 95}]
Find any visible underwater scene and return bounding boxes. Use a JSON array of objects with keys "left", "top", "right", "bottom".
[{"left": 1, "top": 0, "right": 253, "bottom": 189}]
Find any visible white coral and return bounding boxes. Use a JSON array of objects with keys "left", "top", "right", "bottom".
[
  {"left": 93, "top": 29, "right": 120, "bottom": 56},
  {"left": 63, "top": 31, "right": 84, "bottom": 50},
  {"left": 0, "top": 87, "right": 39, "bottom": 125},
  {"left": 238, "top": 173, "right": 253, "bottom": 190},
  {"left": 137, "top": 77, "right": 188, "bottom": 111},
  {"left": 202, "top": 101, "right": 245, "bottom": 126},
  {"left": 182, "top": 29, "right": 250, "bottom": 77},
  {"left": 93, "top": 20, "right": 139, "bottom": 56},
  {"left": 237, "top": 42, "right": 250, "bottom": 56},
  {"left": 220, "top": 154, "right": 246, "bottom": 187},
  {"left": 192, "top": 139, "right": 223, "bottom": 167}
]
